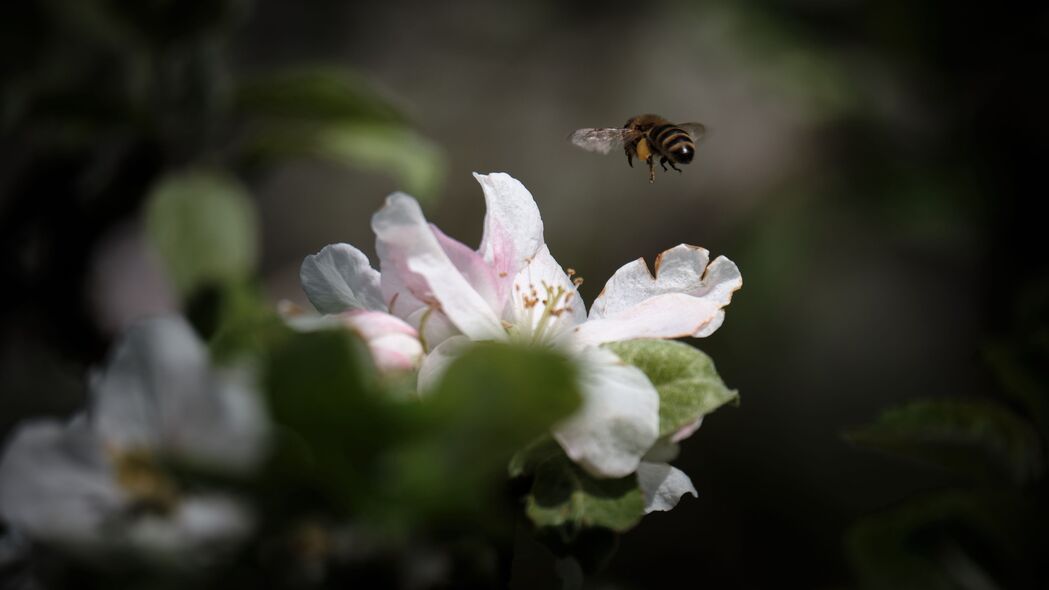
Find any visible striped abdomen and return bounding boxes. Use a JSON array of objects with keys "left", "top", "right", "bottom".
[{"left": 649, "top": 124, "right": 695, "bottom": 164}]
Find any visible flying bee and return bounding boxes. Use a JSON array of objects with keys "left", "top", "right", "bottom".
[{"left": 569, "top": 114, "right": 707, "bottom": 183}]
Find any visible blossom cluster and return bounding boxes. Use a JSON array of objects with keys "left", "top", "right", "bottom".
[
  {"left": 299, "top": 172, "right": 741, "bottom": 507},
  {"left": 0, "top": 172, "right": 740, "bottom": 568}
]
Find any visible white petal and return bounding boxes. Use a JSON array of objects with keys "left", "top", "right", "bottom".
[
  {"left": 91, "top": 317, "right": 269, "bottom": 471},
  {"left": 165, "top": 364, "right": 271, "bottom": 473},
  {"left": 571, "top": 293, "right": 721, "bottom": 347},
  {"left": 300, "top": 244, "right": 386, "bottom": 314},
  {"left": 509, "top": 245, "right": 587, "bottom": 345},
  {"left": 637, "top": 462, "right": 697, "bottom": 513},
  {"left": 126, "top": 494, "right": 253, "bottom": 563},
  {"left": 372, "top": 193, "right": 506, "bottom": 342},
  {"left": 416, "top": 335, "right": 472, "bottom": 394},
  {"left": 403, "top": 306, "right": 461, "bottom": 351},
  {"left": 475, "top": 172, "right": 545, "bottom": 279},
  {"left": 90, "top": 316, "right": 208, "bottom": 451},
  {"left": 0, "top": 419, "right": 124, "bottom": 547},
  {"left": 553, "top": 347, "right": 659, "bottom": 478},
  {"left": 589, "top": 244, "right": 742, "bottom": 337},
  {"left": 431, "top": 224, "right": 502, "bottom": 312}
]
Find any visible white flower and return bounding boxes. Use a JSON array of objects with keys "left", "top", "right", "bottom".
[
  {"left": 0, "top": 317, "right": 269, "bottom": 562},
  {"left": 300, "top": 172, "right": 741, "bottom": 482}
]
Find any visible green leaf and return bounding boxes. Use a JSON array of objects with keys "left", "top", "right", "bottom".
[
  {"left": 145, "top": 170, "right": 258, "bottom": 297},
  {"left": 236, "top": 67, "right": 405, "bottom": 125},
  {"left": 846, "top": 398, "right": 1044, "bottom": 483},
  {"left": 236, "top": 67, "right": 446, "bottom": 199},
  {"left": 984, "top": 341, "right": 1049, "bottom": 442},
  {"left": 263, "top": 327, "right": 401, "bottom": 513},
  {"left": 847, "top": 490, "right": 1037, "bottom": 590},
  {"left": 244, "top": 122, "right": 445, "bottom": 199},
  {"left": 605, "top": 339, "right": 738, "bottom": 439},
  {"left": 381, "top": 343, "right": 581, "bottom": 523},
  {"left": 510, "top": 436, "right": 564, "bottom": 479},
  {"left": 525, "top": 452, "right": 644, "bottom": 533}
]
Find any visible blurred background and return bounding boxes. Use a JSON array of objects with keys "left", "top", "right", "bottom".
[{"left": 2, "top": 0, "right": 1047, "bottom": 588}]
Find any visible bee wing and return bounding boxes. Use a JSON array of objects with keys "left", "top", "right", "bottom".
[
  {"left": 678, "top": 122, "right": 708, "bottom": 142},
  {"left": 568, "top": 128, "right": 640, "bottom": 155}
]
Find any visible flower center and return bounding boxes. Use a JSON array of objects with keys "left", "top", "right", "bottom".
[
  {"left": 513, "top": 269, "right": 584, "bottom": 345},
  {"left": 111, "top": 448, "right": 178, "bottom": 514}
]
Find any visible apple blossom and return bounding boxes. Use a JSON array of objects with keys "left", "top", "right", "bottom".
[
  {"left": 300, "top": 172, "right": 741, "bottom": 485},
  {"left": 0, "top": 317, "right": 268, "bottom": 561}
]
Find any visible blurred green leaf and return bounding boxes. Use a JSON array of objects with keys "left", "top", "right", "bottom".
[
  {"left": 263, "top": 327, "right": 399, "bottom": 513},
  {"left": 206, "top": 283, "right": 288, "bottom": 363},
  {"left": 243, "top": 121, "right": 445, "bottom": 199},
  {"left": 236, "top": 67, "right": 445, "bottom": 198},
  {"left": 509, "top": 436, "right": 563, "bottom": 479},
  {"left": 381, "top": 342, "right": 581, "bottom": 524},
  {"left": 984, "top": 341, "right": 1049, "bottom": 443},
  {"left": 847, "top": 490, "right": 1039, "bottom": 590},
  {"left": 846, "top": 398, "right": 1044, "bottom": 484},
  {"left": 237, "top": 67, "right": 405, "bottom": 124},
  {"left": 605, "top": 339, "right": 738, "bottom": 439},
  {"left": 145, "top": 169, "right": 258, "bottom": 298},
  {"left": 524, "top": 452, "right": 644, "bottom": 533}
]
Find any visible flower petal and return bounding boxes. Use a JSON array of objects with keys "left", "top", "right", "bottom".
[
  {"left": 300, "top": 244, "right": 386, "bottom": 314},
  {"left": 339, "top": 310, "right": 424, "bottom": 372},
  {"left": 91, "top": 317, "right": 269, "bottom": 471},
  {"left": 416, "top": 335, "right": 473, "bottom": 394},
  {"left": 402, "top": 306, "right": 461, "bottom": 351},
  {"left": 125, "top": 494, "right": 253, "bottom": 562},
  {"left": 589, "top": 244, "right": 742, "bottom": 337},
  {"left": 475, "top": 172, "right": 545, "bottom": 279},
  {"left": 372, "top": 193, "right": 506, "bottom": 342},
  {"left": 0, "top": 419, "right": 124, "bottom": 546},
  {"left": 570, "top": 293, "right": 721, "bottom": 347},
  {"left": 553, "top": 347, "right": 659, "bottom": 478},
  {"left": 431, "top": 224, "right": 502, "bottom": 312},
  {"left": 637, "top": 462, "right": 697, "bottom": 513},
  {"left": 509, "top": 245, "right": 587, "bottom": 344}
]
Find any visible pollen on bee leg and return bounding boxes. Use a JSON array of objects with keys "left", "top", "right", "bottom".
[{"left": 635, "top": 138, "right": 652, "bottom": 162}]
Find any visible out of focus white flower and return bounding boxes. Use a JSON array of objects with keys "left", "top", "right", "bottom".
[
  {"left": 300, "top": 172, "right": 741, "bottom": 483},
  {"left": 0, "top": 317, "right": 269, "bottom": 563}
]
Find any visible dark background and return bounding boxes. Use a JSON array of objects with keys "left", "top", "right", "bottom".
[{"left": 2, "top": 1, "right": 1047, "bottom": 588}]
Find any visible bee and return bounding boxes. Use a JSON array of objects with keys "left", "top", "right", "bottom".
[{"left": 569, "top": 114, "right": 707, "bottom": 183}]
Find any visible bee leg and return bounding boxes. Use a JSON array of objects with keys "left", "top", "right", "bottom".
[
  {"left": 626, "top": 152, "right": 634, "bottom": 168},
  {"left": 647, "top": 157, "right": 655, "bottom": 183},
  {"left": 659, "top": 156, "right": 669, "bottom": 171},
  {"left": 668, "top": 160, "right": 682, "bottom": 173}
]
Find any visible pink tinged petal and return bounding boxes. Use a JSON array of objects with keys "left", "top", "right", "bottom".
[
  {"left": 300, "top": 244, "right": 386, "bottom": 314},
  {"left": 371, "top": 193, "right": 506, "bottom": 342},
  {"left": 637, "top": 462, "right": 697, "bottom": 513},
  {"left": 553, "top": 347, "right": 659, "bottom": 478},
  {"left": 339, "top": 310, "right": 419, "bottom": 339},
  {"left": 475, "top": 173, "right": 545, "bottom": 279},
  {"left": 430, "top": 224, "right": 502, "bottom": 312},
  {"left": 570, "top": 293, "right": 721, "bottom": 348},
  {"left": 416, "top": 335, "right": 472, "bottom": 394},
  {"left": 339, "top": 310, "right": 424, "bottom": 372},
  {"left": 509, "top": 245, "right": 587, "bottom": 344},
  {"left": 589, "top": 245, "right": 742, "bottom": 337},
  {"left": 670, "top": 416, "right": 704, "bottom": 443}
]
